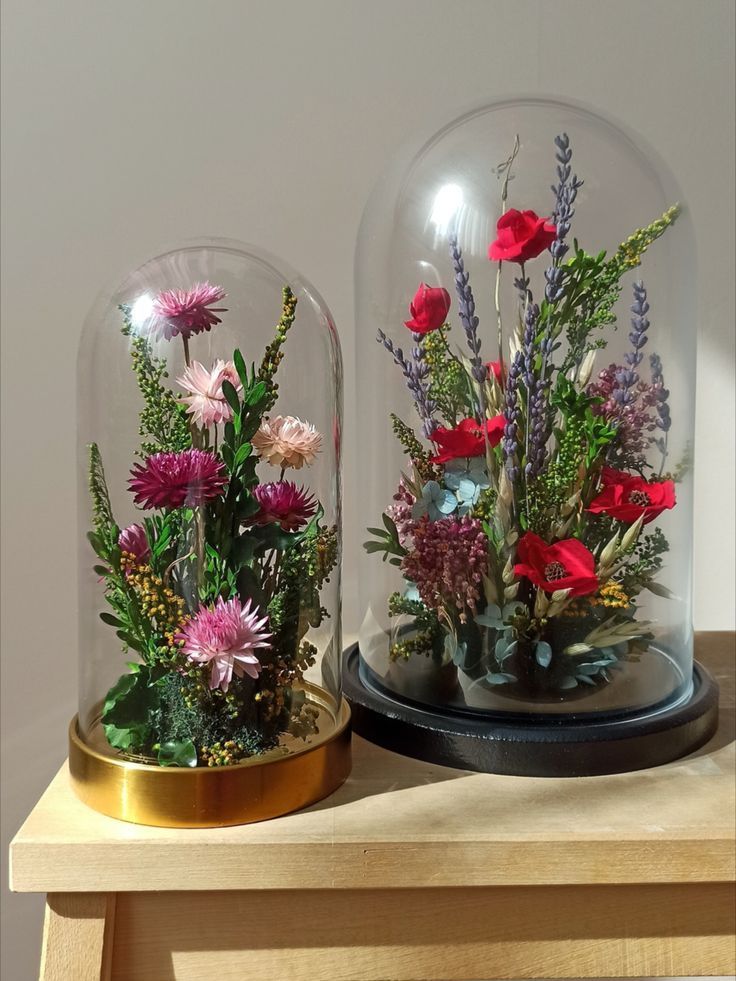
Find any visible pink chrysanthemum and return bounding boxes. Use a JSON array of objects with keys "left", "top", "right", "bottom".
[
  {"left": 118, "top": 523, "right": 151, "bottom": 564},
  {"left": 253, "top": 415, "right": 323, "bottom": 470},
  {"left": 129, "top": 449, "right": 227, "bottom": 510},
  {"left": 252, "top": 481, "right": 317, "bottom": 531},
  {"left": 177, "top": 596, "right": 271, "bottom": 692},
  {"left": 177, "top": 359, "right": 243, "bottom": 427},
  {"left": 151, "top": 282, "right": 227, "bottom": 341}
]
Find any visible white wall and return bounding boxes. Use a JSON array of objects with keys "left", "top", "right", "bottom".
[{"left": 2, "top": 1, "right": 733, "bottom": 977}]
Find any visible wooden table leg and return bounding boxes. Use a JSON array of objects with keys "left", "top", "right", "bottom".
[{"left": 39, "top": 892, "right": 116, "bottom": 981}]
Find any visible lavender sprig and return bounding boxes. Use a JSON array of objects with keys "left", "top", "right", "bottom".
[
  {"left": 545, "top": 133, "right": 584, "bottom": 304},
  {"left": 449, "top": 236, "right": 486, "bottom": 384},
  {"left": 649, "top": 351, "right": 671, "bottom": 474},
  {"left": 613, "top": 281, "right": 650, "bottom": 408},
  {"left": 521, "top": 302, "right": 550, "bottom": 478},
  {"left": 649, "top": 353, "right": 671, "bottom": 433},
  {"left": 377, "top": 329, "right": 437, "bottom": 437},
  {"left": 503, "top": 350, "right": 523, "bottom": 480}
]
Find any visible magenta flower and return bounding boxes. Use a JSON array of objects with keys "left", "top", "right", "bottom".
[
  {"left": 177, "top": 359, "right": 243, "bottom": 427},
  {"left": 129, "top": 449, "right": 227, "bottom": 510},
  {"left": 118, "top": 523, "right": 151, "bottom": 564},
  {"left": 151, "top": 283, "right": 227, "bottom": 341},
  {"left": 177, "top": 596, "right": 271, "bottom": 692},
  {"left": 252, "top": 481, "right": 317, "bottom": 531}
]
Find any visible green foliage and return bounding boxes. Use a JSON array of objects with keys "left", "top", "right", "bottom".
[
  {"left": 258, "top": 286, "right": 298, "bottom": 411},
  {"left": 390, "top": 414, "right": 435, "bottom": 483},
  {"left": 88, "top": 442, "right": 115, "bottom": 536},
  {"left": 621, "top": 527, "right": 670, "bottom": 597},
  {"left": 101, "top": 664, "right": 163, "bottom": 751},
  {"left": 120, "top": 307, "right": 190, "bottom": 456},
  {"left": 610, "top": 204, "right": 681, "bottom": 274},
  {"left": 364, "top": 513, "right": 406, "bottom": 567},
  {"left": 423, "top": 327, "right": 469, "bottom": 424}
]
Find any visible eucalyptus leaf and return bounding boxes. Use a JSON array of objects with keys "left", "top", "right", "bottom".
[
  {"left": 535, "top": 641, "right": 553, "bottom": 668},
  {"left": 486, "top": 672, "right": 517, "bottom": 685}
]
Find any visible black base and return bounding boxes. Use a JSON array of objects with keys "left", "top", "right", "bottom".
[{"left": 342, "top": 644, "right": 720, "bottom": 777}]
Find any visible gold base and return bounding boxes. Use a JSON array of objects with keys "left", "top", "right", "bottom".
[{"left": 68, "top": 688, "right": 351, "bottom": 828}]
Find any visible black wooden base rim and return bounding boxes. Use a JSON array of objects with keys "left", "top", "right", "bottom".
[{"left": 342, "top": 644, "right": 720, "bottom": 777}]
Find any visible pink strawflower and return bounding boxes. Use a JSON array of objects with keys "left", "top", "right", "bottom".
[
  {"left": 253, "top": 415, "right": 323, "bottom": 469},
  {"left": 177, "top": 596, "right": 271, "bottom": 693},
  {"left": 252, "top": 481, "right": 317, "bottom": 531},
  {"left": 387, "top": 479, "right": 417, "bottom": 549},
  {"left": 118, "top": 523, "right": 151, "bottom": 564},
  {"left": 129, "top": 449, "right": 227, "bottom": 510},
  {"left": 402, "top": 515, "right": 488, "bottom": 619},
  {"left": 177, "top": 359, "right": 243, "bottom": 427},
  {"left": 151, "top": 283, "right": 227, "bottom": 341}
]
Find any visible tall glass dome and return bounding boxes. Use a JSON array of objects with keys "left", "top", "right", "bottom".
[
  {"left": 73, "top": 240, "right": 349, "bottom": 825},
  {"left": 355, "top": 98, "right": 701, "bottom": 745}
]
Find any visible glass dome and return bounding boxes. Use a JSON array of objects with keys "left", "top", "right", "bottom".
[
  {"left": 357, "top": 97, "right": 695, "bottom": 722},
  {"left": 77, "top": 240, "right": 343, "bottom": 771}
]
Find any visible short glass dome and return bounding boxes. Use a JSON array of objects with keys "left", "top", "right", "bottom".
[
  {"left": 77, "top": 241, "right": 343, "bottom": 769},
  {"left": 356, "top": 98, "right": 695, "bottom": 721}
]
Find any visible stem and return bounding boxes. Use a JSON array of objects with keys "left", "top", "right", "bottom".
[
  {"left": 195, "top": 506, "right": 205, "bottom": 597},
  {"left": 182, "top": 335, "right": 191, "bottom": 367},
  {"left": 493, "top": 135, "right": 520, "bottom": 376}
]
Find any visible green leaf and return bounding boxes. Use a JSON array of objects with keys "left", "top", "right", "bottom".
[
  {"left": 100, "top": 612, "right": 125, "bottom": 628},
  {"left": 93, "top": 565, "right": 110, "bottom": 577},
  {"left": 234, "top": 442, "right": 252, "bottom": 468},
  {"left": 535, "top": 641, "right": 553, "bottom": 668},
  {"left": 486, "top": 672, "right": 517, "bottom": 685},
  {"left": 221, "top": 380, "right": 241, "bottom": 414},
  {"left": 246, "top": 382, "right": 267, "bottom": 406},
  {"left": 158, "top": 739, "right": 197, "bottom": 768},
  {"left": 101, "top": 668, "right": 160, "bottom": 750},
  {"left": 231, "top": 534, "right": 256, "bottom": 571},
  {"left": 233, "top": 348, "right": 248, "bottom": 388}
]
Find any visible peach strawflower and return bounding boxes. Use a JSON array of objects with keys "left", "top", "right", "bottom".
[
  {"left": 177, "top": 360, "right": 243, "bottom": 428},
  {"left": 253, "top": 415, "right": 323, "bottom": 470}
]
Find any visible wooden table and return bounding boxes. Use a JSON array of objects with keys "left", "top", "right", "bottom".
[{"left": 10, "top": 633, "right": 736, "bottom": 981}]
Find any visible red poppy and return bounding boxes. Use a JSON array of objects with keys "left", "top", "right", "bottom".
[
  {"left": 514, "top": 532, "right": 599, "bottom": 597},
  {"left": 488, "top": 209, "right": 557, "bottom": 264},
  {"left": 486, "top": 360, "right": 503, "bottom": 385},
  {"left": 588, "top": 468, "right": 676, "bottom": 525},
  {"left": 430, "top": 416, "right": 505, "bottom": 464},
  {"left": 404, "top": 283, "right": 451, "bottom": 334}
]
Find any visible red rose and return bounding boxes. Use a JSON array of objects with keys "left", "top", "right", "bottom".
[
  {"left": 588, "top": 468, "right": 676, "bottom": 525},
  {"left": 488, "top": 209, "right": 557, "bottom": 263},
  {"left": 514, "top": 532, "right": 599, "bottom": 597},
  {"left": 404, "top": 283, "right": 451, "bottom": 334},
  {"left": 430, "top": 415, "right": 505, "bottom": 464},
  {"left": 485, "top": 360, "right": 503, "bottom": 386}
]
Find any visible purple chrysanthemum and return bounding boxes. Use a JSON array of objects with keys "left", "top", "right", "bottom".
[
  {"left": 118, "top": 523, "right": 151, "bottom": 564},
  {"left": 177, "top": 596, "right": 271, "bottom": 692},
  {"left": 252, "top": 481, "right": 317, "bottom": 532},
  {"left": 128, "top": 449, "right": 227, "bottom": 510},
  {"left": 151, "top": 282, "right": 227, "bottom": 341}
]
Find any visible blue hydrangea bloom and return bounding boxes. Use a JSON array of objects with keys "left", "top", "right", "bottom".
[{"left": 412, "top": 480, "right": 457, "bottom": 522}]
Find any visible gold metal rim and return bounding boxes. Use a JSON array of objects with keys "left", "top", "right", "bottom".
[{"left": 68, "top": 692, "right": 351, "bottom": 828}]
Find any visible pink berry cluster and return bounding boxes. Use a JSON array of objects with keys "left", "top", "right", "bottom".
[{"left": 402, "top": 515, "right": 488, "bottom": 620}]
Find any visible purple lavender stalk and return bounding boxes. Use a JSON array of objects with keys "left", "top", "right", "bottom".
[
  {"left": 448, "top": 236, "right": 486, "bottom": 383},
  {"left": 503, "top": 350, "right": 523, "bottom": 480},
  {"left": 377, "top": 329, "right": 437, "bottom": 437},
  {"left": 545, "top": 133, "right": 584, "bottom": 304},
  {"left": 521, "top": 302, "right": 549, "bottom": 477},
  {"left": 612, "top": 281, "right": 650, "bottom": 409},
  {"left": 649, "top": 352, "right": 671, "bottom": 433}
]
